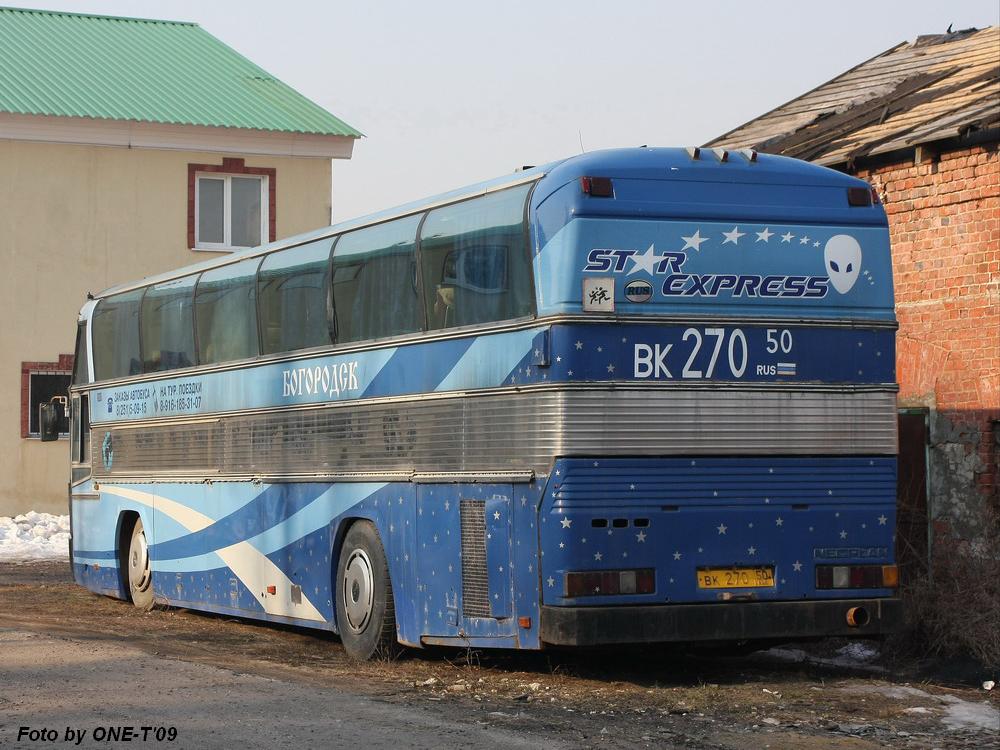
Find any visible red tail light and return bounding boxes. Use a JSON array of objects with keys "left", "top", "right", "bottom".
[
  {"left": 816, "top": 564, "right": 897, "bottom": 589},
  {"left": 564, "top": 568, "right": 655, "bottom": 597},
  {"left": 580, "top": 176, "right": 614, "bottom": 197}
]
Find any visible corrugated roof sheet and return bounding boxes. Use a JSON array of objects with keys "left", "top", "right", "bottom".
[
  {"left": 0, "top": 6, "right": 361, "bottom": 137},
  {"left": 706, "top": 26, "right": 999, "bottom": 166}
]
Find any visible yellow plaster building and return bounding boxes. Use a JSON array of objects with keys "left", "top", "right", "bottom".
[{"left": 0, "top": 7, "right": 360, "bottom": 515}]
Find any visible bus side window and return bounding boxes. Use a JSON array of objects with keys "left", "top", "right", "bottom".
[
  {"left": 91, "top": 290, "right": 143, "bottom": 381},
  {"left": 140, "top": 276, "right": 198, "bottom": 372},
  {"left": 331, "top": 214, "right": 422, "bottom": 343},
  {"left": 257, "top": 238, "right": 334, "bottom": 355},
  {"left": 196, "top": 258, "right": 261, "bottom": 365},
  {"left": 420, "top": 183, "right": 533, "bottom": 330}
]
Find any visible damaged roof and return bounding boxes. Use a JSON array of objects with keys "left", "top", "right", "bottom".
[{"left": 706, "top": 26, "right": 999, "bottom": 166}]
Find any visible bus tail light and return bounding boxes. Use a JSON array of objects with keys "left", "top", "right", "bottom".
[
  {"left": 564, "top": 568, "right": 654, "bottom": 597},
  {"left": 816, "top": 564, "right": 898, "bottom": 589},
  {"left": 847, "top": 186, "right": 874, "bottom": 206},
  {"left": 580, "top": 176, "right": 614, "bottom": 197}
]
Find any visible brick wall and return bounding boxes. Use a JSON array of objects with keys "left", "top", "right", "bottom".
[{"left": 855, "top": 143, "right": 1000, "bottom": 538}]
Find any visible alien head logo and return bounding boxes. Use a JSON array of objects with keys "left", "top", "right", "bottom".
[{"left": 823, "top": 234, "right": 862, "bottom": 294}]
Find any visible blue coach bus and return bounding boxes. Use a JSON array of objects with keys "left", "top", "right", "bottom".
[{"left": 63, "top": 148, "right": 900, "bottom": 659}]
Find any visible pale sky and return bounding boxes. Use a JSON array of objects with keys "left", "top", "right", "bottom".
[{"left": 15, "top": 0, "right": 1000, "bottom": 222}]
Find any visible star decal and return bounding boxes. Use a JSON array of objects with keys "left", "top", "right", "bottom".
[
  {"left": 722, "top": 226, "right": 745, "bottom": 245},
  {"left": 813, "top": 241, "right": 820, "bottom": 247},
  {"left": 594, "top": 552, "right": 603, "bottom": 561},
  {"left": 840, "top": 530, "right": 848, "bottom": 539},
  {"left": 627, "top": 244, "right": 661, "bottom": 275},
  {"left": 781, "top": 232, "right": 794, "bottom": 243},
  {"left": 747, "top": 546, "right": 756, "bottom": 556},
  {"left": 756, "top": 227, "right": 773, "bottom": 242},
  {"left": 717, "top": 523, "right": 727, "bottom": 535},
  {"left": 672, "top": 551, "right": 682, "bottom": 560},
  {"left": 800, "top": 236, "right": 810, "bottom": 245},
  {"left": 547, "top": 577, "right": 555, "bottom": 587},
  {"left": 636, "top": 530, "right": 647, "bottom": 543},
  {"left": 560, "top": 517, "right": 572, "bottom": 529},
  {"left": 493, "top": 510, "right": 501, "bottom": 520},
  {"left": 775, "top": 517, "right": 784, "bottom": 527},
  {"left": 877, "top": 514, "right": 888, "bottom": 525},
  {"left": 574, "top": 341, "right": 583, "bottom": 350},
  {"left": 792, "top": 560, "right": 803, "bottom": 572},
  {"left": 681, "top": 229, "right": 709, "bottom": 252},
  {"left": 606, "top": 363, "right": 615, "bottom": 373}
]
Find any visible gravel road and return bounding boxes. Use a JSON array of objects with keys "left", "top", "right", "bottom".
[{"left": 0, "top": 561, "right": 996, "bottom": 749}]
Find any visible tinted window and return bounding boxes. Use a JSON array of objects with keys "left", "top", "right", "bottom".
[
  {"left": 420, "top": 184, "right": 532, "bottom": 330},
  {"left": 72, "top": 322, "right": 89, "bottom": 385},
  {"left": 92, "top": 290, "right": 142, "bottom": 381},
  {"left": 141, "top": 276, "right": 197, "bottom": 372},
  {"left": 196, "top": 258, "right": 260, "bottom": 365},
  {"left": 258, "top": 239, "right": 333, "bottom": 354},
  {"left": 332, "top": 215, "right": 422, "bottom": 343}
]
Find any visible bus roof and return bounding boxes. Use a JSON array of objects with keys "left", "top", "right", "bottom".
[{"left": 92, "top": 147, "right": 872, "bottom": 300}]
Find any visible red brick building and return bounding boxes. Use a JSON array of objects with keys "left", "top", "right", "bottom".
[{"left": 707, "top": 27, "right": 999, "bottom": 556}]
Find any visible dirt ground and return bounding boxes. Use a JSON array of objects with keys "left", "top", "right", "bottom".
[{"left": 0, "top": 561, "right": 996, "bottom": 749}]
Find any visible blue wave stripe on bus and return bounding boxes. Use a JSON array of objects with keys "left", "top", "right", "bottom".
[
  {"left": 363, "top": 336, "right": 475, "bottom": 398},
  {"left": 147, "top": 483, "right": 325, "bottom": 561},
  {"left": 436, "top": 328, "right": 538, "bottom": 392}
]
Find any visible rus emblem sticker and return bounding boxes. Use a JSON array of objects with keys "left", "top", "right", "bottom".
[
  {"left": 582, "top": 277, "right": 614, "bottom": 312},
  {"left": 625, "top": 279, "right": 653, "bottom": 303}
]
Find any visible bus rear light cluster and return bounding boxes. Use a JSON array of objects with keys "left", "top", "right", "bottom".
[
  {"left": 847, "top": 185, "right": 880, "bottom": 207},
  {"left": 565, "top": 568, "right": 654, "bottom": 597},
  {"left": 816, "top": 564, "right": 898, "bottom": 590},
  {"left": 580, "top": 176, "right": 614, "bottom": 197}
]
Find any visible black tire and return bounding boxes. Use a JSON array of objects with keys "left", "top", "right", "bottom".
[
  {"left": 126, "top": 517, "right": 154, "bottom": 611},
  {"left": 335, "top": 521, "right": 400, "bottom": 660}
]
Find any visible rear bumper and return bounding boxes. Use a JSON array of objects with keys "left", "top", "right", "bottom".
[{"left": 540, "top": 597, "right": 901, "bottom": 646}]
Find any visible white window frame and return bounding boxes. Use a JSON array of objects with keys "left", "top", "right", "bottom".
[{"left": 194, "top": 173, "right": 268, "bottom": 252}]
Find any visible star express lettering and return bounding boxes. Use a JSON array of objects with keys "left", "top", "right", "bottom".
[{"left": 583, "top": 248, "right": 829, "bottom": 299}]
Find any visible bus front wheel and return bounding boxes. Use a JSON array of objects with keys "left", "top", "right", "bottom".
[
  {"left": 335, "top": 521, "right": 399, "bottom": 660},
  {"left": 126, "top": 518, "right": 154, "bottom": 611}
]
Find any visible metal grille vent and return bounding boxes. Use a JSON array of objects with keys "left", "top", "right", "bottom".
[{"left": 460, "top": 499, "right": 490, "bottom": 618}]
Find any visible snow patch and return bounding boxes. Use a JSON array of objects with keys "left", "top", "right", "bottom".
[
  {"left": 0, "top": 513, "right": 70, "bottom": 560},
  {"left": 850, "top": 685, "right": 1000, "bottom": 733},
  {"left": 836, "top": 642, "right": 879, "bottom": 663}
]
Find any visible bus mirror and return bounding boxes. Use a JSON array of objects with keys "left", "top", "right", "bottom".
[{"left": 39, "top": 401, "right": 60, "bottom": 442}]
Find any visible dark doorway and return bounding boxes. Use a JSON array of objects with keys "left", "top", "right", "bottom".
[{"left": 897, "top": 409, "right": 930, "bottom": 584}]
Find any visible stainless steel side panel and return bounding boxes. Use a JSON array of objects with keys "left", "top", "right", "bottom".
[{"left": 93, "top": 388, "right": 898, "bottom": 479}]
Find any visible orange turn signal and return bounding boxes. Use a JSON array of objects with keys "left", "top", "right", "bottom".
[{"left": 881, "top": 565, "right": 899, "bottom": 588}]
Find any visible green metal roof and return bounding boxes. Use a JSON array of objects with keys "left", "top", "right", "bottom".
[{"left": 0, "top": 6, "right": 361, "bottom": 137}]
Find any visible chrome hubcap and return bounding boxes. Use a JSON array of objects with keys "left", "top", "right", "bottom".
[
  {"left": 342, "top": 549, "right": 374, "bottom": 633},
  {"left": 129, "top": 527, "right": 151, "bottom": 593}
]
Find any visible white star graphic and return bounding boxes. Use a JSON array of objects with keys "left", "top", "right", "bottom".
[
  {"left": 747, "top": 546, "right": 756, "bottom": 556},
  {"left": 800, "top": 236, "right": 810, "bottom": 245},
  {"left": 840, "top": 530, "right": 848, "bottom": 539},
  {"left": 627, "top": 244, "right": 660, "bottom": 275},
  {"left": 594, "top": 552, "right": 602, "bottom": 561},
  {"left": 606, "top": 363, "right": 615, "bottom": 373},
  {"left": 681, "top": 229, "right": 708, "bottom": 252},
  {"left": 775, "top": 517, "right": 784, "bottom": 527},
  {"left": 596, "top": 346, "right": 603, "bottom": 353},
  {"left": 717, "top": 523, "right": 727, "bottom": 535},
  {"left": 555, "top": 355, "right": 562, "bottom": 362},
  {"left": 722, "top": 226, "right": 745, "bottom": 245},
  {"left": 559, "top": 541, "right": 564, "bottom": 549},
  {"left": 493, "top": 510, "right": 501, "bottom": 520},
  {"left": 877, "top": 514, "right": 888, "bottom": 525},
  {"left": 636, "top": 530, "right": 647, "bottom": 543},
  {"left": 813, "top": 241, "right": 820, "bottom": 248},
  {"left": 444, "top": 500, "right": 450, "bottom": 511},
  {"left": 567, "top": 370, "right": 574, "bottom": 376},
  {"left": 793, "top": 561, "right": 803, "bottom": 572},
  {"left": 560, "top": 517, "right": 572, "bottom": 529},
  {"left": 756, "top": 227, "right": 773, "bottom": 242},
  {"left": 781, "top": 232, "right": 794, "bottom": 243},
  {"left": 629, "top": 484, "right": 636, "bottom": 490},
  {"left": 574, "top": 341, "right": 583, "bottom": 350},
  {"left": 673, "top": 551, "right": 682, "bottom": 560}
]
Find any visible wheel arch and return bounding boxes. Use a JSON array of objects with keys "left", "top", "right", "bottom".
[{"left": 114, "top": 509, "right": 141, "bottom": 601}]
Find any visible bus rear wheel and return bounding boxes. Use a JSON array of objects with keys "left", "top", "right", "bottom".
[
  {"left": 335, "top": 521, "right": 399, "bottom": 660},
  {"left": 126, "top": 518, "right": 154, "bottom": 611}
]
